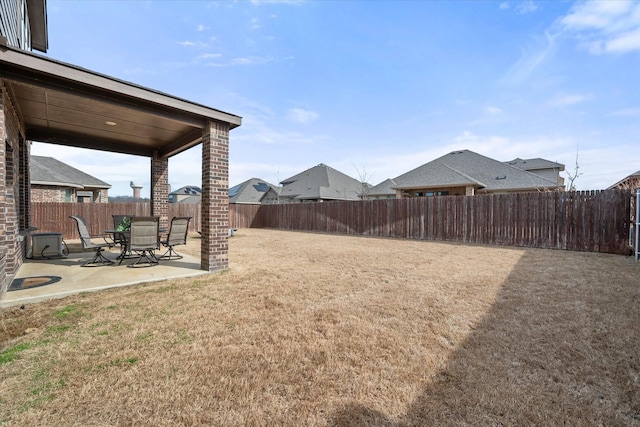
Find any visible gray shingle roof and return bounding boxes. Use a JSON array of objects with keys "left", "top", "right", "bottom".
[
  {"left": 170, "top": 185, "right": 202, "bottom": 196},
  {"left": 30, "top": 156, "right": 110, "bottom": 189},
  {"left": 391, "top": 149, "right": 561, "bottom": 192},
  {"left": 279, "top": 163, "right": 364, "bottom": 201},
  {"left": 505, "top": 158, "right": 565, "bottom": 171},
  {"left": 229, "top": 178, "right": 279, "bottom": 204},
  {"left": 367, "top": 178, "right": 398, "bottom": 196}
]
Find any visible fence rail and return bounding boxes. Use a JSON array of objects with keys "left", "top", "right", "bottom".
[{"left": 31, "top": 189, "right": 634, "bottom": 255}]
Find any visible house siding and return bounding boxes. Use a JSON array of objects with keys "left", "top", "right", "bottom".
[{"left": 0, "top": 0, "right": 32, "bottom": 50}]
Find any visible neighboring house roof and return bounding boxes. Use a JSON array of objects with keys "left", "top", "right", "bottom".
[
  {"left": 229, "top": 178, "right": 279, "bottom": 204},
  {"left": 505, "top": 158, "right": 565, "bottom": 171},
  {"left": 607, "top": 170, "right": 640, "bottom": 190},
  {"left": 170, "top": 186, "right": 202, "bottom": 196},
  {"left": 367, "top": 178, "right": 398, "bottom": 196},
  {"left": 30, "top": 156, "right": 111, "bottom": 189},
  {"left": 280, "top": 163, "right": 364, "bottom": 201},
  {"left": 391, "top": 149, "right": 561, "bottom": 193},
  {"left": 176, "top": 195, "right": 202, "bottom": 204}
]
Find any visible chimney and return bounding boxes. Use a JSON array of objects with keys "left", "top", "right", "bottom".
[{"left": 130, "top": 181, "right": 143, "bottom": 199}]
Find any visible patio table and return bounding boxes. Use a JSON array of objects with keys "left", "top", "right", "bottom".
[{"left": 104, "top": 229, "right": 133, "bottom": 264}]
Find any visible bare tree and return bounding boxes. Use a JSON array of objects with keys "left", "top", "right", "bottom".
[
  {"left": 352, "top": 163, "right": 374, "bottom": 200},
  {"left": 565, "top": 149, "right": 583, "bottom": 191}
]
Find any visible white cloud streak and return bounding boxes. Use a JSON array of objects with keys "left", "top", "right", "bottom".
[
  {"left": 286, "top": 108, "right": 319, "bottom": 124},
  {"left": 548, "top": 93, "right": 592, "bottom": 107},
  {"left": 560, "top": 0, "right": 640, "bottom": 54},
  {"left": 501, "top": 31, "right": 557, "bottom": 85}
]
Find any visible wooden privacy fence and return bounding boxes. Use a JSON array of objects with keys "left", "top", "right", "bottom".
[
  {"left": 32, "top": 190, "right": 634, "bottom": 255},
  {"left": 238, "top": 189, "right": 634, "bottom": 255},
  {"left": 31, "top": 203, "right": 202, "bottom": 239}
]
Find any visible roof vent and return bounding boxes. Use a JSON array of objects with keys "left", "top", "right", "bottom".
[{"left": 496, "top": 175, "right": 507, "bottom": 180}]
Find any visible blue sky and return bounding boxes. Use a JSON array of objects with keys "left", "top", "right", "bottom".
[{"left": 32, "top": 0, "right": 640, "bottom": 197}]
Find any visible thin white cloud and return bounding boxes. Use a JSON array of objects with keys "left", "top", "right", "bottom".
[
  {"left": 203, "top": 56, "right": 275, "bottom": 67},
  {"left": 501, "top": 31, "right": 557, "bottom": 85},
  {"left": 251, "top": 18, "right": 261, "bottom": 30},
  {"left": 198, "top": 53, "right": 222, "bottom": 60},
  {"left": 515, "top": 1, "right": 538, "bottom": 15},
  {"left": 499, "top": 1, "right": 537, "bottom": 14},
  {"left": 177, "top": 40, "right": 210, "bottom": 49},
  {"left": 250, "top": 0, "right": 305, "bottom": 4},
  {"left": 606, "top": 27, "right": 640, "bottom": 53},
  {"left": 485, "top": 105, "right": 504, "bottom": 115},
  {"left": 196, "top": 24, "right": 210, "bottom": 32},
  {"left": 560, "top": 0, "right": 640, "bottom": 54},
  {"left": 610, "top": 107, "right": 640, "bottom": 116},
  {"left": 548, "top": 93, "right": 592, "bottom": 107},
  {"left": 286, "top": 108, "right": 319, "bottom": 124}
]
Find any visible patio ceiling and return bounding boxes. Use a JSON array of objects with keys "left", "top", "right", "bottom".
[{"left": 0, "top": 44, "right": 241, "bottom": 158}]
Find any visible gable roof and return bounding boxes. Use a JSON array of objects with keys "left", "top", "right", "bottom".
[
  {"left": 607, "top": 170, "right": 640, "bottom": 190},
  {"left": 229, "top": 178, "right": 279, "bottom": 204},
  {"left": 175, "top": 195, "right": 202, "bottom": 204},
  {"left": 505, "top": 158, "right": 565, "bottom": 171},
  {"left": 367, "top": 178, "right": 398, "bottom": 196},
  {"left": 170, "top": 185, "right": 202, "bottom": 196},
  {"left": 392, "top": 149, "right": 561, "bottom": 192},
  {"left": 30, "top": 155, "right": 110, "bottom": 189},
  {"left": 280, "top": 163, "right": 364, "bottom": 201}
]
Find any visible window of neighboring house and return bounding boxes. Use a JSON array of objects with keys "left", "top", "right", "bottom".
[{"left": 65, "top": 189, "right": 72, "bottom": 202}]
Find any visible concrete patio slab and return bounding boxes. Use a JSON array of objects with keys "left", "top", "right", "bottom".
[{"left": 1, "top": 248, "right": 209, "bottom": 308}]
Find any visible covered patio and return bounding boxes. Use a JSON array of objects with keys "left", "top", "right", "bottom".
[
  {"left": 0, "top": 44, "right": 242, "bottom": 297},
  {"left": 0, "top": 243, "right": 207, "bottom": 308}
]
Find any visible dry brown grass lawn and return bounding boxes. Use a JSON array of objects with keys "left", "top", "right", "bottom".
[{"left": 1, "top": 229, "right": 639, "bottom": 426}]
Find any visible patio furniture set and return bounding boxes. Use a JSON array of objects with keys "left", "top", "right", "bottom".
[{"left": 70, "top": 215, "right": 191, "bottom": 268}]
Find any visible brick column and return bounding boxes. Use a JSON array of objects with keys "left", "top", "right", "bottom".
[
  {"left": 201, "top": 120, "right": 229, "bottom": 271},
  {"left": 151, "top": 151, "right": 169, "bottom": 231},
  {"left": 0, "top": 85, "right": 6, "bottom": 296}
]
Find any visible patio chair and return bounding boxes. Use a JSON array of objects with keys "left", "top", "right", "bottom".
[
  {"left": 159, "top": 216, "right": 191, "bottom": 260},
  {"left": 127, "top": 216, "right": 160, "bottom": 268},
  {"left": 69, "top": 215, "right": 115, "bottom": 267}
]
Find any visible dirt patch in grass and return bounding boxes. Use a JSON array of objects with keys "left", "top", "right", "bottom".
[{"left": 1, "top": 229, "right": 639, "bottom": 425}]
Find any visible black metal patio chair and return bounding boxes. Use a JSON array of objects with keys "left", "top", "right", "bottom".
[{"left": 69, "top": 215, "right": 115, "bottom": 267}]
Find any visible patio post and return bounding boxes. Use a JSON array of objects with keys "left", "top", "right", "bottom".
[
  {"left": 0, "top": 88, "right": 6, "bottom": 295},
  {"left": 151, "top": 151, "right": 169, "bottom": 231},
  {"left": 201, "top": 120, "right": 229, "bottom": 271}
]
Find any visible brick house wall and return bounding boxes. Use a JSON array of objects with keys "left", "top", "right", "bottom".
[
  {"left": 31, "top": 186, "right": 110, "bottom": 203},
  {"left": 31, "top": 186, "right": 70, "bottom": 202},
  {"left": 0, "top": 81, "right": 28, "bottom": 296}
]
